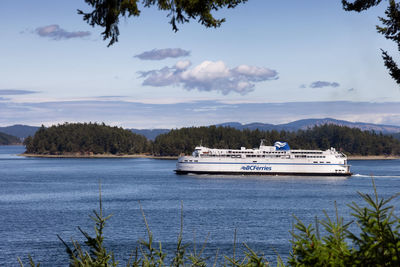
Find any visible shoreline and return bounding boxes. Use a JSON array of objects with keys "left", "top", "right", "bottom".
[
  {"left": 20, "top": 153, "right": 178, "bottom": 160},
  {"left": 19, "top": 153, "right": 399, "bottom": 160},
  {"left": 347, "top": 155, "right": 400, "bottom": 160}
]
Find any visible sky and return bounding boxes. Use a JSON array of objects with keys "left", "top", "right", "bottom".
[{"left": 1, "top": 0, "right": 400, "bottom": 128}]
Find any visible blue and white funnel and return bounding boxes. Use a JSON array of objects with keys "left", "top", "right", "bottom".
[{"left": 274, "top": 141, "right": 290, "bottom": 150}]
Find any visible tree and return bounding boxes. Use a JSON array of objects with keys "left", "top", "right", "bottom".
[
  {"left": 342, "top": 0, "right": 400, "bottom": 84},
  {"left": 79, "top": 0, "right": 248, "bottom": 46}
]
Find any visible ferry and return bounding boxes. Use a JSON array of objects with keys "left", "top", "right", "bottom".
[{"left": 175, "top": 141, "right": 351, "bottom": 176}]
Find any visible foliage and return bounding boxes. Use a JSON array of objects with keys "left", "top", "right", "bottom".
[
  {"left": 23, "top": 122, "right": 150, "bottom": 155},
  {"left": 78, "top": 0, "right": 247, "bottom": 46},
  {"left": 0, "top": 131, "right": 21, "bottom": 145},
  {"left": 346, "top": 180, "right": 400, "bottom": 265},
  {"left": 23, "top": 122, "right": 400, "bottom": 156},
  {"left": 153, "top": 124, "right": 400, "bottom": 156},
  {"left": 59, "top": 184, "right": 118, "bottom": 266},
  {"left": 392, "top": 132, "right": 400, "bottom": 140},
  {"left": 289, "top": 179, "right": 400, "bottom": 266},
  {"left": 288, "top": 205, "right": 352, "bottom": 266},
  {"left": 342, "top": 0, "right": 400, "bottom": 84}
]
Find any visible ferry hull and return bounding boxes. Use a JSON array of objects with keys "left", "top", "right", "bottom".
[
  {"left": 175, "top": 169, "right": 352, "bottom": 176},
  {"left": 175, "top": 160, "right": 351, "bottom": 176}
]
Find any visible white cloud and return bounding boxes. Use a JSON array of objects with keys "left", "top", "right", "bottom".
[
  {"left": 139, "top": 60, "right": 278, "bottom": 95},
  {"left": 175, "top": 60, "right": 191, "bottom": 70}
]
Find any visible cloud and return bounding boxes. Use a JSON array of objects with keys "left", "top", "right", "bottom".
[
  {"left": 35, "top": 25, "right": 90, "bottom": 40},
  {"left": 139, "top": 60, "right": 278, "bottom": 95},
  {"left": 348, "top": 88, "right": 355, "bottom": 92},
  {"left": 0, "top": 89, "right": 38, "bottom": 95},
  {"left": 95, "top": 96, "right": 126, "bottom": 99},
  {"left": 309, "top": 81, "right": 340, "bottom": 88},
  {"left": 134, "top": 48, "right": 191, "bottom": 60}
]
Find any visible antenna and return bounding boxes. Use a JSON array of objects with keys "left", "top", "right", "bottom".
[{"left": 260, "top": 139, "right": 266, "bottom": 146}]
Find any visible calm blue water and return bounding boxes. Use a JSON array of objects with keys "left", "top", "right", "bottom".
[{"left": 1, "top": 145, "right": 400, "bottom": 266}]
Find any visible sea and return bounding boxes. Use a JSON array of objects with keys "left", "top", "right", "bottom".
[{"left": 1, "top": 145, "right": 400, "bottom": 266}]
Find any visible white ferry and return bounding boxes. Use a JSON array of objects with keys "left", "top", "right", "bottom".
[{"left": 175, "top": 141, "right": 351, "bottom": 176}]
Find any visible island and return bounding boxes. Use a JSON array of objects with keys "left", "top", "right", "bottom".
[{"left": 22, "top": 122, "right": 400, "bottom": 159}]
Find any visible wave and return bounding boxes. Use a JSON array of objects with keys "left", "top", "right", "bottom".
[{"left": 353, "top": 174, "right": 400, "bottom": 178}]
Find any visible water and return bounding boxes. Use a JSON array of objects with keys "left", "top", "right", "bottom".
[{"left": 1, "top": 145, "right": 400, "bottom": 266}]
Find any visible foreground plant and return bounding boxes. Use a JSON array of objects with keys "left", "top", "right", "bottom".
[
  {"left": 19, "top": 179, "right": 400, "bottom": 266},
  {"left": 289, "top": 179, "right": 400, "bottom": 266}
]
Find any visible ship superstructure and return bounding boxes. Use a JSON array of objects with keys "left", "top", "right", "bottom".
[{"left": 175, "top": 141, "right": 351, "bottom": 176}]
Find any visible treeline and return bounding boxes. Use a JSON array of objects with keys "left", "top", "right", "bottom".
[
  {"left": 23, "top": 123, "right": 400, "bottom": 156},
  {"left": 392, "top": 132, "right": 400, "bottom": 141},
  {"left": 0, "top": 132, "right": 21, "bottom": 145},
  {"left": 24, "top": 123, "right": 150, "bottom": 155},
  {"left": 153, "top": 124, "right": 400, "bottom": 156}
]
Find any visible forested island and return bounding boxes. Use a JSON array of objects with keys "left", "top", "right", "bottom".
[
  {"left": 24, "top": 123, "right": 150, "bottom": 155},
  {"left": 22, "top": 122, "right": 400, "bottom": 157},
  {"left": 0, "top": 132, "right": 21, "bottom": 145}
]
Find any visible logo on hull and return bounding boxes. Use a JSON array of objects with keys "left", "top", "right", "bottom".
[{"left": 241, "top": 165, "right": 272, "bottom": 171}]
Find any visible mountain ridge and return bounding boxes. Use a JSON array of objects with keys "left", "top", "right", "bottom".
[
  {"left": 217, "top": 118, "right": 400, "bottom": 133},
  {"left": 0, "top": 125, "right": 40, "bottom": 139},
  {"left": 2, "top": 118, "right": 400, "bottom": 140}
]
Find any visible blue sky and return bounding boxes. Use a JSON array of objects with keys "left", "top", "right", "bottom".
[{"left": 1, "top": 0, "right": 400, "bottom": 128}]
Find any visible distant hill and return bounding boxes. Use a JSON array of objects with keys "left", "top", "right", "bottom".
[
  {"left": 3, "top": 118, "right": 400, "bottom": 141},
  {"left": 216, "top": 118, "right": 400, "bottom": 134},
  {"left": 0, "top": 132, "right": 21, "bottom": 145},
  {"left": 0, "top": 125, "right": 39, "bottom": 139},
  {"left": 129, "top": 129, "right": 170, "bottom": 140}
]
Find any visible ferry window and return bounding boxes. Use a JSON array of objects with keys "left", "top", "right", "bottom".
[
  {"left": 184, "top": 160, "right": 188, "bottom": 162},
  {"left": 327, "top": 162, "right": 330, "bottom": 163},
  {"left": 194, "top": 160, "right": 198, "bottom": 162},
  {"left": 253, "top": 161, "right": 257, "bottom": 163},
  {"left": 313, "top": 161, "right": 318, "bottom": 163}
]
